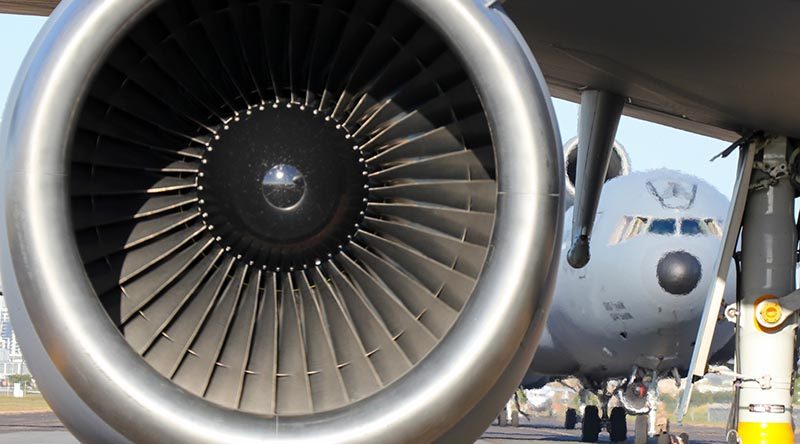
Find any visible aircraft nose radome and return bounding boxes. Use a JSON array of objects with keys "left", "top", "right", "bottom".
[{"left": 656, "top": 251, "right": 702, "bottom": 295}]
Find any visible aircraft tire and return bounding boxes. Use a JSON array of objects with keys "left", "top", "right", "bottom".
[
  {"left": 581, "top": 405, "right": 601, "bottom": 442},
  {"left": 565, "top": 408, "right": 578, "bottom": 429},
  {"left": 609, "top": 407, "right": 627, "bottom": 442}
]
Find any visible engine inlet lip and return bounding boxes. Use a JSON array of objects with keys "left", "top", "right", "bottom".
[
  {"left": 562, "top": 136, "right": 631, "bottom": 198},
  {"left": 0, "top": 0, "right": 563, "bottom": 443}
]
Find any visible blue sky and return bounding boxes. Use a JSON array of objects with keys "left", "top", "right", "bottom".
[{"left": 0, "top": 13, "right": 738, "bottom": 197}]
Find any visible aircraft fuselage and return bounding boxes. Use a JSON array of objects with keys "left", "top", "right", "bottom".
[{"left": 527, "top": 169, "right": 735, "bottom": 382}]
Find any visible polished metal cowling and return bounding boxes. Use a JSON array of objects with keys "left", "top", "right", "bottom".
[{"left": 0, "top": 0, "right": 563, "bottom": 442}]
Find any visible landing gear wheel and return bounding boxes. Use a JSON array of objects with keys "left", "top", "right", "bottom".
[
  {"left": 609, "top": 406, "right": 627, "bottom": 442},
  {"left": 634, "top": 415, "right": 648, "bottom": 444},
  {"left": 581, "top": 405, "right": 601, "bottom": 442},
  {"left": 565, "top": 408, "right": 578, "bottom": 429}
]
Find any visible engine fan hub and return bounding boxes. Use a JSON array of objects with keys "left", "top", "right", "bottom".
[
  {"left": 261, "top": 164, "right": 306, "bottom": 210},
  {"left": 198, "top": 105, "right": 369, "bottom": 271}
]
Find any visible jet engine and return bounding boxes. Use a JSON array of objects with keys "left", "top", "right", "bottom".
[
  {"left": 563, "top": 137, "right": 631, "bottom": 207},
  {"left": 0, "top": 0, "right": 563, "bottom": 443}
]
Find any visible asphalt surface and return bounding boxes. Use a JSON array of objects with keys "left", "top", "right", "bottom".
[
  {"left": 0, "top": 411, "right": 66, "bottom": 433},
  {"left": 1, "top": 411, "right": 798, "bottom": 443},
  {"left": 480, "top": 417, "right": 730, "bottom": 443},
  {"left": 0, "top": 412, "right": 77, "bottom": 444}
]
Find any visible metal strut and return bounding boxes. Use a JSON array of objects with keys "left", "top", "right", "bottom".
[
  {"left": 734, "top": 136, "right": 797, "bottom": 443},
  {"left": 567, "top": 90, "right": 624, "bottom": 268},
  {"left": 680, "top": 136, "right": 798, "bottom": 444},
  {"left": 679, "top": 139, "right": 756, "bottom": 421}
]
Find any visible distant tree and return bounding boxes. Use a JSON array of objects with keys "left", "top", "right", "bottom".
[
  {"left": 675, "top": 389, "right": 729, "bottom": 407},
  {"left": 516, "top": 388, "right": 528, "bottom": 405},
  {"left": 7, "top": 374, "right": 32, "bottom": 388}
]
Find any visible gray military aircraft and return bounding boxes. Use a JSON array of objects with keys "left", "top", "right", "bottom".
[
  {"left": 1, "top": 1, "right": 798, "bottom": 444},
  {"left": 520, "top": 139, "right": 736, "bottom": 443}
]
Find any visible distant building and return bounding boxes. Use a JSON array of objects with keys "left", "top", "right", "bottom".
[
  {"left": 6, "top": 330, "right": 22, "bottom": 359},
  {"left": 0, "top": 295, "right": 30, "bottom": 378},
  {"left": 0, "top": 354, "right": 27, "bottom": 378},
  {"left": 0, "top": 296, "right": 12, "bottom": 349}
]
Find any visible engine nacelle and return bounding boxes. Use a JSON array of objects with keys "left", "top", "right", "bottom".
[
  {"left": 0, "top": 0, "right": 563, "bottom": 442},
  {"left": 563, "top": 137, "right": 631, "bottom": 208}
]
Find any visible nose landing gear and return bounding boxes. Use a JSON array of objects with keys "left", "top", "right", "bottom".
[
  {"left": 562, "top": 376, "right": 692, "bottom": 443},
  {"left": 576, "top": 382, "right": 629, "bottom": 443}
]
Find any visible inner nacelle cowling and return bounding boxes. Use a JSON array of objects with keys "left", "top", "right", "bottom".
[{"left": 0, "top": 0, "right": 563, "bottom": 442}]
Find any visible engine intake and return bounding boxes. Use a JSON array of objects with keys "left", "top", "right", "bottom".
[
  {"left": 563, "top": 137, "right": 631, "bottom": 207},
  {"left": 0, "top": 0, "right": 562, "bottom": 442}
]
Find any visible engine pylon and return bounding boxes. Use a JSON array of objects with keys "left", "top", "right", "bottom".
[{"left": 566, "top": 90, "right": 624, "bottom": 269}]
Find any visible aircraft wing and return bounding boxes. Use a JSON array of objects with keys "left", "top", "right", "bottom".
[
  {"left": 504, "top": 0, "right": 798, "bottom": 142},
  {"left": 0, "top": 0, "right": 58, "bottom": 16},
  {"left": 1, "top": 0, "right": 794, "bottom": 142}
]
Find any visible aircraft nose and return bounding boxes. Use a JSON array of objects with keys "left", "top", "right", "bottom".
[{"left": 656, "top": 251, "right": 702, "bottom": 295}]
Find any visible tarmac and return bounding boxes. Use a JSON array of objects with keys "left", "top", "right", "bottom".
[
  {"left": 0, "top": 431, "right": 78, "bottom": 444},
  {"left": 479, "top": 417, "right": 729, "bottom": 443},
  {"left": 2, "top": 411, "right": 798, "bottom": 443},
  {"left": 0, "top": 412, "right": 77, "bottom": 444}
]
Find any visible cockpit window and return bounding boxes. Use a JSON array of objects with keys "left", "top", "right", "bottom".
[
  {"left": 680, "top": 219, "right": 703, "bottom": 235},
  {"left": 705, "top": 218, "right": 723, "bottom": 237},
  {"left": 610, "top": 216, "right": 648, "bottom": 245},
  {"left": 628, "top": 217, "right": 648, "bottom": 238},
  {"left": 649, "top": 219, "right": 676, "bottom": 235},
  {"left": 610, "top": 215, "right": 722, "bottom": 245}
]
